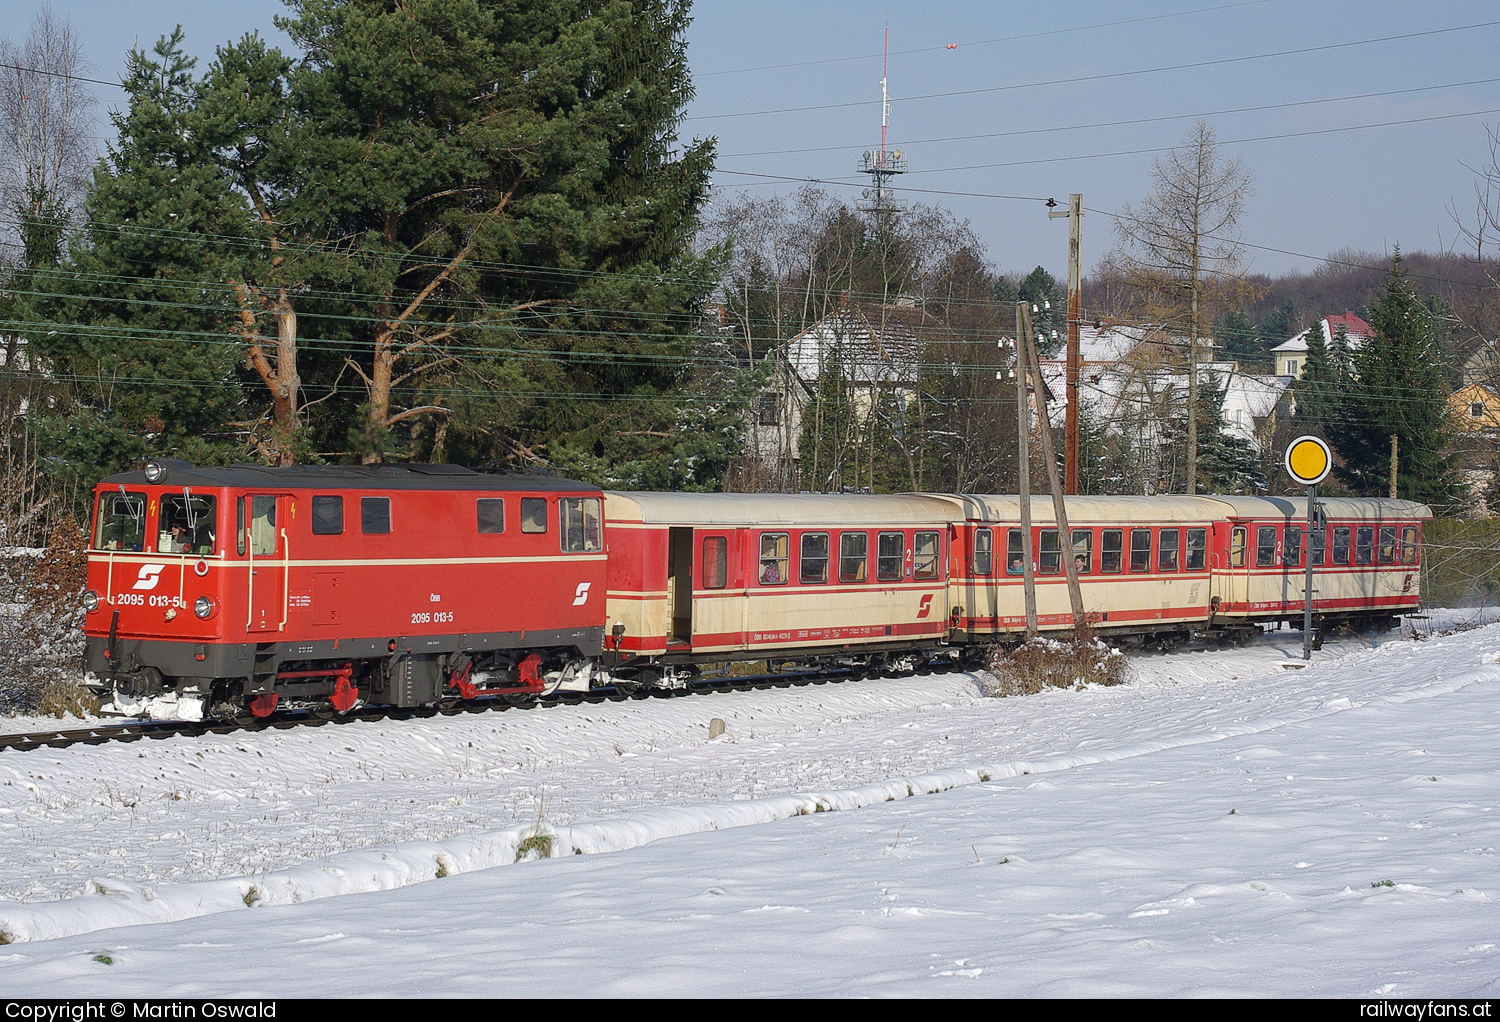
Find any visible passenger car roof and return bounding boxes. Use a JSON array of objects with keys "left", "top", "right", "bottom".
[{"left": 99, "top": 461, "right": 600, "bottom": 492}]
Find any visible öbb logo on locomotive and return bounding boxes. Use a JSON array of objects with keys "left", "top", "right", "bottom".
[{"left": 82, "top": 460, "right": 1431, "bottom": 720}]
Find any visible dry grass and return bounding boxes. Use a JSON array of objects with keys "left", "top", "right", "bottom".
[{"left": 979, "top": 635, "right": 1130, "bottom": 697}]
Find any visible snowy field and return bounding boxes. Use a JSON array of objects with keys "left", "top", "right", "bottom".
[{"left": 1, "top": 610, "right": 1498, "bottom": 997}]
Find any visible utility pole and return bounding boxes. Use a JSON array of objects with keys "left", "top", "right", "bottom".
[
  {"left": 1012, "top": 307, "right": 1037, "bottom": 636},
  {"left": 1020, "top": 303, "right": 1088, "bottom": 636},
  {"left": 1389, "top": 434, "right": 1399, "bottom": 498},
  {"left": 1049, "top": 194, "right": 1083, "bottom": 494}
]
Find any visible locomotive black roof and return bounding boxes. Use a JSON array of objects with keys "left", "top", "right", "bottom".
[{"left": 100, "top": 460, "right": 601, "bottom": 492}]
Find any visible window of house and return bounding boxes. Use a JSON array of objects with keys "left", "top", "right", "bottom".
[
  {"left": 759, "top": 532, "right": 789, "bottom": 584},
  {"left": 1472, "top": 402, "right": 1485, "bottom": 418},
  {"left": 1100, "top": 530, "right": 1124, "bottom": 573},
  {"left": 1130, "top": 528, "right": 1153, "bottom": 572},
  {"left": 758, "top": 393, "right": 779, "bottom": 427},
  {"left": 476, "top": 498, "right": 504, "bottom": 534},
  {"left": 839, "top": 532, "right": 868, "bottom": 582},
  {"left": 702, "top": 537, "right": 727, "bottom": 589},
  {"left": 914, "top": 532, "right": 940, "bottom": 581},
  {"left": 973, "top": 527, "right": 993, "bottom": 577},
  {"left": 877, "top": 532, "right": 905, "bottom": 582},
  {"left": 313, "top": 495, "right": 344, "bottom": 536},
  {"left": 1256, "top": 525, "right": 1278, "bottom": 567}
]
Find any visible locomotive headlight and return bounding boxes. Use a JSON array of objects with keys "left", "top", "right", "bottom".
[
  {"left": 143, "top": 459, "right": 166, "bottom": 483},
  {"left": 82, "top": 590, "right": 100, "bottom": 613},
  {"left": 194, "top": 595, "right": 217, "bottom": 620}
]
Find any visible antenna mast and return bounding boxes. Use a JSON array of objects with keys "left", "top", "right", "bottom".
[{"left": 859, "top": 21, "right": 906, "bottom": 218}]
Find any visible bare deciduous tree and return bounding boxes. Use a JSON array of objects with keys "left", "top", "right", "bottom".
[
  {"left": 1107, "top": 121, "right": 1253, "bottom": 494},
  {"left": 0, "top": 4, "right": 94, "bottom": 267}
]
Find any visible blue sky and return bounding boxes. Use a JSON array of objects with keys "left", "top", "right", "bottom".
[{"left": 25, "top": 0, "right": 1500, "bottom": 278}]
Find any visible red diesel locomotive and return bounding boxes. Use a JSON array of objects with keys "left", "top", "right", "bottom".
[{"left": 81, "top": 460, "right": 1430, "bottom": 719}]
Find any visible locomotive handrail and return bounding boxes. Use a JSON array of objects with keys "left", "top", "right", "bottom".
[
  {"left": 280, "top": 528, "right": 289, "bottom": 632},
  {"left": 106, "top": 549, "right": 115, "bottom": 606},
  {"left": 245, "top": 532, "right": 254, "bottom": 632}
]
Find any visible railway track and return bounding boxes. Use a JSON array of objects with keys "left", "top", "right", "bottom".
[{"left": 0, "top": 668, "right": 865, "bottom": 753}]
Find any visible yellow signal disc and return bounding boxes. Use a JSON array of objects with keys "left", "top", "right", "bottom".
[{"left": 1285, "top": 436, "right": 1331, "bottom": 485}]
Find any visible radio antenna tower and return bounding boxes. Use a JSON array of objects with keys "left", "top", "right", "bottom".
[{"left": 858, "top": 21, "right": 906, "bottom": 218}]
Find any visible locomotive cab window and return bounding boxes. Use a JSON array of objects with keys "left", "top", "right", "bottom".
[
  {"left": 972, "top": 527, "right": 993, "bottom": 577},
  {"left": 1332, "top": 526, "right": 1351, "bottom": 565},
  {"left": 1284, "top": 526, "right": 1302, "bottom": 568},
  {"left": 476, "top": 498, "right": 505, "bottom": 534},
  {"left": 1100, "top": 529, "right": 1124, "bottom": 573},
  {"left": 877, "top": 532, "right": 905, "bottom": 582},
  {"left": 312, "top": 495, "right": 344, "bottom": 536},
  {"left": 1071, "top": 530, "right": 1092, "bottom": 574},
  {"left": 759, "top": 532, "right": 789, "bottom": 585},
  {"left": 158, "top": 493, "right": 217, "bottom": 554},
  {"left": 249, "top": 495, "right": 279, "bottom": 554},
  {"left": 95, "top": 491, "right": 146, "bottom": 551},
  {"left": 801, "top": 533, "right": 829, "bottom": 584},
  {"left": 1256, "top": 526, "right": 1277, "bottom": 567},
  {"left": 360, "top": 496, "right": 391, "bottom": 535},
  {"left": 839, "top": 532, "right": 868, "bottom": 583},
  {"left": 702, "top": 537, "right": 727, "bottom": 590},
  {"left": 913, "top": 531, "right": 940, "bottom": 581},
  {"left": 1185, "top": 528, "right": 1207, "bottom": 571},
  {"left": 1378, "top": 526, "right": 1397, "bottom": 564},
  {"left": 1130, "top": 528, "right": 1153, "bottom": 573},
  {"left": 1038, "top": 530, "right": 1061, "bottom": 576},
  {"left": 561, "top": 497, "right": 602, "bottom": 552},
  {"left": 1355, "top": 526, "right": 1375, "bottom": 565},
  {"left": 1158, "top": 528, "right": 1180, "bottom": 572},
  {"left": 521, "top": 498, "right": 548, "bottom": 534},
  {"left": 1402, "top": 526, "right": 1419, "bottom": 564}
]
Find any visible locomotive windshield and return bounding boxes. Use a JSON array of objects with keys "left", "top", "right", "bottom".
[
  {"left": 94, "top": 491, "right": 146, "bottom": 551},
  {"left": 158, "top": 493, "right": 217, "bottom": 554}
]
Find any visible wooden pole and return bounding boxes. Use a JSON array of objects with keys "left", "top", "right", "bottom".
[
  {"left": 1021, "top": 304, "right": 1088, "bottom": 636},
  {"left": 1050, "top": 194, "right": 1083, "bottom": 494},
  {"left": 1389, "top": 434, "right": 1399, "bottom": 499},
  {"left": 1015, "top": 305, "right": 1037, "bottom": 637}
]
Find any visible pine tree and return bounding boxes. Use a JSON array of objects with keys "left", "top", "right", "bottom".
[
  {"left": 1293, "top": 317, "right": 1340, "bottom": 434},
  {"left": 1216, "top": 307, "right": 1263, "bottom": 368},
  {"left": 1332, "top": 253, "right": 1460, "bottom": 506},
  {"left": 1194, "top": 369, "right": 1263, "bottom": 493}
]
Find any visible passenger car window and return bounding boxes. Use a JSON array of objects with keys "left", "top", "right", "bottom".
[
  {"left": 476, "top": 498, "right": 505, "bottom": 534},
  {"left": 1185, "top": 528, "right": 1207, "bottom": 571},
  {"left": 94, "top": 491, "right": 146, "bottom": 551},
  {"left": 702, "top": 537, "right": 727, "bottom": 589},
  {"left": 1006, "top": 528, "right": 1023, "bottom": 575},
  {"left": 1378, "top": 526, "right": 1396, "bottom": 564},
  {"left": 1130, "top": 528, "right": 1152, "bottom": 572},
  {"left": 312, "top": 495, "right": 344, "bottom": 536},
  {"left": 521, "top": 498, "right": 547, "bottom": 534},
  {"left": 877, "top": 532, "right": 905, "bottom": 582},
  {"left": 1071, "top": 529, "right": 1092, "bottom": 574},
  {"left": 1038, "top": 530, "right": 1061, "bottom": 576},
  {"left": 1355, "top": 526, "right": 1374, "bottom": 565},
  {"left": 913, "top": 532, "right": 940, "bottom": 581},
  {"left": 1332, "top": 526, "right": 1351, "bottom": 565},
  {"left": 560, "top": 497, "right": 602, "bottom": 552},
  {"left": 800, "top": 533, "right": 829, "bottom": 584},
  {"left": 1159, "top": 528, "right": 1180, "bottom": 572},
  {"left": 1401, "top": 526, "right": 1419, "bottom": 564},
  {"left": 1256, "top": 526, "right": 1277, "bottom": 567},
  {"left": 973, "top": 528, "right": 993, "bottom": 576},
  {"left": 839, "top": 532, "right": 868, "bottom": 582},
  {"left": 1310, "top": 527, "right": 1326, "bottom": 566},
  {"left": 1100, "top": 530, "right": 1123, "bottom": 574},
  {"left": 1230, "top": 527, "right": 1247, "bottom": 568},
  {"left": 759, "top": 532, "right": 789, "bottom": 584},
  {"left": 360, "top": 496, "right": 390, "bottom": 536},
  {"left": 1284, "top": 526, "right": 1302, "bottom": 568}
]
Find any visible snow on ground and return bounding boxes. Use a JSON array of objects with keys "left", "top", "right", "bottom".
[{"left": 0, "top": 610, "right": 1497, "bottom": 995}]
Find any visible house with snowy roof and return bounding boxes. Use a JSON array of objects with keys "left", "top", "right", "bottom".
[{"left": 1271, "top": 313, "right": 1373, "bottom": 378}]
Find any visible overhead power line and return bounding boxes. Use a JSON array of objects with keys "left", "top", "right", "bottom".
[{"left": 688, "top": 21, "right": 1500, "bottom": 121}]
